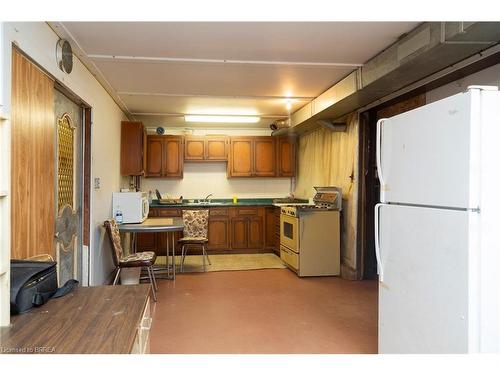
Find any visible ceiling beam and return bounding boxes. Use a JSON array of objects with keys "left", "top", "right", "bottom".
[
  {"left": 131, "top": 112, "right": 287, "bottom": 118},
  {"left": 88, "top": 54, "right": 363, "bottom": 68},
  {"left": 118, "top": 91, "right": 314, "bottom": 101}
]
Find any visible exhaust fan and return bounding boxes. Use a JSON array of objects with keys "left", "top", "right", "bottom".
[
  {"left": 270, "top": 118, "right": 290, "bottom": 130},
  {"left": 316, "top": 119, "right": 347, "bottom": 132}
]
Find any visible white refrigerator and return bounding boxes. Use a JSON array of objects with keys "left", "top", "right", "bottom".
[{"left": 375, "top": 86, "right": 500, "bottom": 353}]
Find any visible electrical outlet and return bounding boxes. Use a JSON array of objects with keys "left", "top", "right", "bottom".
[{"left": 94, "top": 177, "right": 100, "bottom": 189}]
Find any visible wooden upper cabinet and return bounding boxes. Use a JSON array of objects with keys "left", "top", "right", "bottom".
[
  {"left": 253, "top": 137, "right": 276, "bottom": 177},
  {"left": 145, "top": 135, "right": 184, "bottom": 178},
  {"left": 164, "top": 136, "right": 184, "bottom": 177},
  {"left": 121, "top": 121, "right": 146, "bottom": 176},
  {"left": 229, "top": 137, "right": 253, "bottom": 177},
  {"left": 184, "top": 137, "right": 205, "bottom": 160},
  {"left": 206, "top": 137, "right": 228, "bottom": 160},
  {"left": 228, "top": 136, "right": 276, "bottom": 177},
  {"left": 276, "top": 137, "right": 296, "bottom": 177},
  {"left": 184, "top": 136, "right": 228, "bottom": 161},
  {"left": 146, "top": 136, "right": 163, "bottom": 177}
]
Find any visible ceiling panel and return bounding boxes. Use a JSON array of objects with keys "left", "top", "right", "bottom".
[
  {"left": 122, "top": 94, "right": 308, "bottom": 115},
  {"left": 94, "top": 59, "right": 353, "bottom": 97},
  {"left": 63, "top": 22, "right": 419, "bottom": 64},
  {"left": 59, "top": 22, "right": 421, "bottom": 118}
]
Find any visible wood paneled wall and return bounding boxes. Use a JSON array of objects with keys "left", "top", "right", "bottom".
[{"left": 11, "top": 49, "right": 55, "bottom": 259}]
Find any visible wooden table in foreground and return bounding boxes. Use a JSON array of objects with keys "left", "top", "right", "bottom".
[
  {"left": 119, "top": 217, "right": 184, "bottom": 280},
  {"left": 0, "top": 285, "right": 151, "bottom": 354}
]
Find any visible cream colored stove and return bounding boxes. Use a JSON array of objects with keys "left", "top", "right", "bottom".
[{"left": 280, "top": 187, "right": 341, "bottom": 277}]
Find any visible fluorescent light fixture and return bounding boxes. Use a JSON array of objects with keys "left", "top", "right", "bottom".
[{"left": 184, "top": 115, "right": 260, "bottom": 123}]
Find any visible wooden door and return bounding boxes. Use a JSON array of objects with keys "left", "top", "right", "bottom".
[
  {"left": 231, "top": 217, "right": 248, "bottom": 249},
  {"left": 277, "top": 137, "right": 296, "bottom": 177},
  {"left": 229, "top": 138, "right": 253, "bottom": 177},
  {"left": 206, "top": 137, "right": 227, "bottom": 161},
  {"left": 248, "top": 216, "right": 264, "bottom": 249},
  {"left": 253, "top": 137, "right": 276, "bottom": 177},
  {"left": 120, "top": 121, "right": 144, "bottom": 175},
  {"left": 184, "top": 137, "right": 205, "bottom": 160},
  {"left": 163, "top": 136, "right": 184, "bottom": 177},
  {"left": 146, "top": 136, "right": 163, "bottom": 176},
  {"left": 11, "top": 49, "right": 55, "bottom": 259},
  {"left": 207, "top": 217, "right": 230, "bottom": 250}
]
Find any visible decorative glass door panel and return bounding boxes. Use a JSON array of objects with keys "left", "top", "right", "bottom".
[{"left": 55, "top": 90, "right": 83, "bottom": 284}]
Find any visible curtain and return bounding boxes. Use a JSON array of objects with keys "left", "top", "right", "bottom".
[{"left": 294, "top": 113, "right": 360, "bottom": 279}]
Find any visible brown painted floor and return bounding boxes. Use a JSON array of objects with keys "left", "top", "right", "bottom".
[{"left": 149, "top": 268, "right": 378, "bottom": 354}]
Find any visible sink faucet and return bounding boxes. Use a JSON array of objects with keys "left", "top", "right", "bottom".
[{"left": 203, "top": 194, "right": 213, "bottom": 203}]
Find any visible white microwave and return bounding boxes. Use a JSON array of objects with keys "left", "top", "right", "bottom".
[{"left": 112, "top": 192, "right": 149, "bottom": 223}]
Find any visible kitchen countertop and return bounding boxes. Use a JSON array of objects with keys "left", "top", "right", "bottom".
[{"left": 149, "top": 198, "right": 308, "bottom": 208}]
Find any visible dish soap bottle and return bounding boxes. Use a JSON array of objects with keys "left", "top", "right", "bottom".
[{"left": 115, "top": 206, "right": 123, "bottom": 224}]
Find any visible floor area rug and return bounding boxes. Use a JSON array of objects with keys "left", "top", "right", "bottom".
[{"left": 155, "top": 253, "right": 286, "bottom": 273}]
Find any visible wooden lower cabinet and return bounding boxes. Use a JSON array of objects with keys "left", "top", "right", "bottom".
[
  {"left": 248, "top": 216, "right": 264, "bottom": 248},
  {"left": 265, "top": 206, "right": 280, "bottom": 254},
  {"left": 207, "top": 216, "right": 230, "bottom": 250},
  {"left": 231, "top": 217, "right": 248, "bottom": 249},
  {"left": 137, "top": 205, "right": 278, "bottom": 255},
  {"left": 136, "top": 232, "right": 156, "bottom": 252},
  {"left": 229, "top": 207, "right": 265, "bottom": 251}
]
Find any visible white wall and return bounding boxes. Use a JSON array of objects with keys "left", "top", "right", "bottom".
[
  {"left": 426, "top": 63, "right": 500, "bottom": 103},
  {"left": 142, "top": 163, "right": 292, "bottom": 199},
  {"left": 2, "top": 22, "right": 128, "bottom": 286}
]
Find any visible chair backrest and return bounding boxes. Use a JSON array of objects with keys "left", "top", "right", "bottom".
[
  {"left": 182, "top": 210, "right": 209, "bottom": 238},
  {"left": 103, "top": 219, "right": 123, "bottom": 267}
]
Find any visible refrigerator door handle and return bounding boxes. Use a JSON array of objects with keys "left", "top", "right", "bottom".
[
  {"left": 374, "top": 203, "right": 384, "bottom": 282},
  {"left": 376, "top": 118, "right": 386, "bottom": 202}
]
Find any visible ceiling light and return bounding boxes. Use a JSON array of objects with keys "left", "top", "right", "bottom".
[
  {"left": 285, "top": 100, "right": 292, "bottom": 111},
  {"left": 184, "top": 115, "right": 260, "bottom": 123}
]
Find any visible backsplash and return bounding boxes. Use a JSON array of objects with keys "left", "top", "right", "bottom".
[{"left": 138, "top": 162, "right": 293, "bottom": 199}]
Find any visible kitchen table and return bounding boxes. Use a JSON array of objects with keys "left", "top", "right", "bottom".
[{"left": 119, "top": 217, "right": 184, "bottom": 280}]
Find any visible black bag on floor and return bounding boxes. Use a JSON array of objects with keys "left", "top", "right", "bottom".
[{"left": 10, "top": 260, "right": 79, "bottom": 315}]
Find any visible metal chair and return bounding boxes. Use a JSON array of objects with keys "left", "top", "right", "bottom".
[
  {"left": 178, "top": 210, "right": 211, "bottom": 272},
  {"left": 104, "top": 219, "right": 158, "bottom": 301}
]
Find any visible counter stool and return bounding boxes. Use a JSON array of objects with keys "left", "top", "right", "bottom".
[
  {"left": 104, "top": 219, "right": 158, "bottom": 301},
  {"left": 178, "top": 209, "right": 211, "bottom": 272}
]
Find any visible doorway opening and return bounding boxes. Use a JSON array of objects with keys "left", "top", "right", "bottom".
[{"left": 11, "top": 47, "right": 92, "bottom": 285}]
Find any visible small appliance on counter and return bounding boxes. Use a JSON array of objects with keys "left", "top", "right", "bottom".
[
  {"left": 112, "top": 191, "right": 149, "bottom": 223},
  {"left": 279, "top": 186, "right": 341, "bottom": 277}
]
